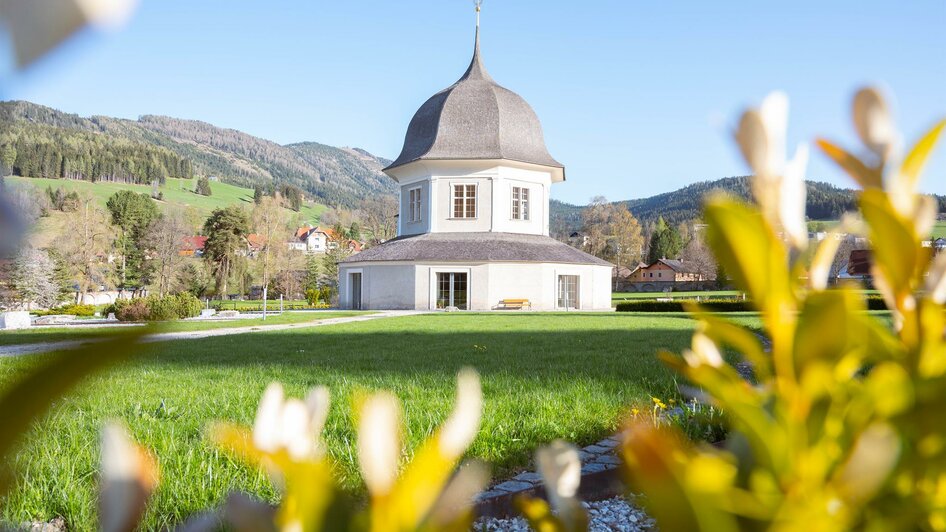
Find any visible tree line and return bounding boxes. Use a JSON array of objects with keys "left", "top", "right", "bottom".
[{"left": 0, "top": 123, "right": 193, "bottom": 184}]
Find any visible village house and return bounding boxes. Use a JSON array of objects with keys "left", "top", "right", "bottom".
[
  {"left": 337, "top": 22, "right": 612, "bottom": 311},
  {"left": 287, "top": 226, "right": 340, "bottom": 254},
  {"left": 179, "top": 236, "right": 208, "bottom": 257},
  {"left": 628, "top": 259, "right": 705, "bottom": 283}
]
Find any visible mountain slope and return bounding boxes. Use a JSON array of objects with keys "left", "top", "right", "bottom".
[
  {"left": 551, "top": 176, "right": 946, "bottom": 236},
  {"left": 0, "top": 101, "right": 396, "bottom": 208}
]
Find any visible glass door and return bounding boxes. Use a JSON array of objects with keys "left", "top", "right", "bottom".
[
  {"left": 436, "top": 272, "right": 468, "bottom": 310},
  {"left": 557, "top": 275, "right": 579, "bottom": 310},
  {"left": 350, "top": 272, "right": 362, "bottom": 310}
]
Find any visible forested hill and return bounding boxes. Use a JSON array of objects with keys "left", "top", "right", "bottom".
[
  {"left": 550, "top": 176, "right": 946, "bottom": 236},
  {"left": 0, "top": 101, "right": 396, "bottom": 208}
]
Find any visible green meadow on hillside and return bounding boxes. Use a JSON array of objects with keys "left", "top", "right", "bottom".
[
  {"left": 8, "top": 175, "right": 324, "bottom": 220},
  {"left": 6, "top": 176, "right": 327, "bottom": 245}
]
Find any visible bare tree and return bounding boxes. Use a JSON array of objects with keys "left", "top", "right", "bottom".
[
  {"left": 145, "top": 212, "right": 188, "bottom": 296},
  {"left": 357, "top": 196, "right": 398, "bottom": 244},
  {"left": 580, "top": 196, "right": 611, "bottom": 256},
  {"left": 10, "top": 247, "right": 58, "bottom": 309},
  {"left": 680, "top": 234, "right": 717, "bottom": 281},
  {"left": 56, "top": 194, "right": 113, "bottom": 303},
  {"left": 252, "top": 196, "right": 292, "bottom": 302}
]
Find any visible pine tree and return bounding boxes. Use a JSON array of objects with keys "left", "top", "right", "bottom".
[{"left": 647, "top": 216, "right": 684, "bottom": 263}]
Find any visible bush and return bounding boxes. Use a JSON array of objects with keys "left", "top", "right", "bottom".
[
  {"left": 319, "top": 286, "right": 334, "bottom": 305},
  {"left": 175, "top": 293, "right": 203, "bottom": 319},
  {"left": 112, "top": 299, "right": 149, "bottom": 322},
  {"left": 32, "top": 303, "right": 96, "bottom": 317},
  {"left": 110, "top": 293, "right": 203, "bottom": 322},
  {"left": 305, "top": 288, "right": 321, "bottom": 307}
]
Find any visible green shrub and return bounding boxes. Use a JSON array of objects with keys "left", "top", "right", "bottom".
[
  {"left": 615, "top": 294, "right": 888, "bottom": 312},
  {"left": 146, "top": 295, "right": 178, "bottom": 321},
  {"left": 319, "top": 286, "right": 333, "bottom": 305},
  {"left": 32, "top": 303, "right": 96, "bottom": 317},
  {"left": 174, "top": 293, "right": 202, "bottom": 319},
  {"left": 110, "top": 293, "right": 204, "bottom": 322},
  {"left": 305, "top": 288, "right": 321, "bottom": 307}
]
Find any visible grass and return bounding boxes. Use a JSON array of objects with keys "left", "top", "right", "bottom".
[
  {"left": 0, "top": 312, "right": 719, "bottom": 529},
  {"left": 612, "top": 290, "right": 741, "bottom": 302},
  {"left": 0, "top": 311, "right": 367, "bottom": 346},
  {"left": 209, "top": 299, "right": 311, "bottom": 311},
  {"left": 808, "top": 218, "right": 946, "bottom": 238}
]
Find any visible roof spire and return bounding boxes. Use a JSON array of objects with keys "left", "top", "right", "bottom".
[{"left": 462, "top": 0, "right": 491, "bottom": 81}]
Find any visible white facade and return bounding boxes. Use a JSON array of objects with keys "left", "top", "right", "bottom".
[
  {"left": 394, "top": 161, "right": 555, "bottom": 237},
  {"left": 338, "top": 261, "right": 612, "bottom": 311}
]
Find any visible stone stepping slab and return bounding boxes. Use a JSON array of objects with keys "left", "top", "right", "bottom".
[{"left": 474, "top": 434, "right": 626, "bottom": 519}]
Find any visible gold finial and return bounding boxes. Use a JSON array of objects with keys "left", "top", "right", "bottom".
[{"left": 475, "top": 0, "right": 483, "bottom": 27}]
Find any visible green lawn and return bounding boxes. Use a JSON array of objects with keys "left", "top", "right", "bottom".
[
  {"left": 0, "top": 311, "right": 366, "bottom": 346},
  {"left": 808, "top": 218, "right": 946, "bottom": 238},
  {"left": 210, "top": 299, "right": 311, "bottom": 311},
  {"left": 6, "top": 175, "right": 327, "bottom": 225},
  {"left": 0, "top": 312, "right": 714, "bottom": 529}
]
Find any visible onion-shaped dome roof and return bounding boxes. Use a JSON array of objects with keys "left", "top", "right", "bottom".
[{"left": 384, "top": 28, "right": 564, "bottom": 178}]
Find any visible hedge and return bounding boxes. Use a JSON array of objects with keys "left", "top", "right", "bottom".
[{"left": 616, "top": 295, "right": 889, "bottom": 312}]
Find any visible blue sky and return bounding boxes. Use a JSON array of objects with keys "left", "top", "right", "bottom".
[{"left": 2, "top": 0, "right": 944, "bottom": 204}]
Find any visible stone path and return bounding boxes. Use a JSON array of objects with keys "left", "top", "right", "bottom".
[{"left": 0, "top": 311, "right": 428, "bottom": 357}]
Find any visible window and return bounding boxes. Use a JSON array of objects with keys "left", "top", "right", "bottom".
[
  {"left": 408, "top": 187, "right": 422, "bottom": 223},
  {"left": 557, "top": 275, "right": 579, "bottom": 309},
  {"left": 452, "top": 184, "right": 476, "bottom": 219},
  {"left": 512, "top": 186, "right": 530, "bottom": 220}
]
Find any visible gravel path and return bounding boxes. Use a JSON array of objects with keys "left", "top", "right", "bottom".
[
  {"left": 475, "top": 496, "right": 655, "bottom": 531},
  {"left": 0, "top": 311, "right": 428, "bottom": 357}
]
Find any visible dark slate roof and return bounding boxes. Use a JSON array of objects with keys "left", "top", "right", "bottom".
[
  {"left": 384, "top": 27, "right": 563, "bottom": 174},
  {"left": 340, "top": 232, "right": 611, "bottom": 266},
  {"left": 658, "top": 259, "right": 699, "bottom": 274}
]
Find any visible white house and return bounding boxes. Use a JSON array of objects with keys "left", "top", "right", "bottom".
[
  {"left": 337, "top": 19, "right": 612, "bottom": 311},
  {"left": 288, "top": 226, "right": 339, "bottom": 255}
]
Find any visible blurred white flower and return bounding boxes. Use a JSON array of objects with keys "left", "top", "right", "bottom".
[
  {"left": 926, "top": 252, "right": 946, "bottom": 304},
  {"left": 439, "top": 368, "right": 483, "bottom": 457},
  {"left": 252, "top": 382, "right": 331, "bottom": 461},
  {"left": 99, "top": 423, "right": 158, "bottom": 532},
  {"left": 735, "top": 91, "right": 808, "bottom": 248},
  {"left": 358, "top": 392, "right": 401, "bottom": 496},
  {"left": 853, "top": 87, "right": 898, "bottom": 161},
  {"left": 537, "top": 440, "right": 582, "bottom": 513},
  {"left": 425, "top": 461, "right": 490, "bottom": 526},
  {"left": 683, "top": 332, "right": 724, "bottom": 368}
]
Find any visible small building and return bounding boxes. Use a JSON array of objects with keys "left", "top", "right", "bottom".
[
  {"left": 179, "top": 236, "right": 208, "bottom": 257},
  {"left": 288, "top": 226, "right": 340, "bottom": 255},
  {"left": 630, "top": 259, "right": 704, "bottom": 283},
  {"left": 336, "top": 18, "right": 612, "bottom": 311}
]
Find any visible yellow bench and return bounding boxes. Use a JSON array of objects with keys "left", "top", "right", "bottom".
[{"left": 498, "top": 299, "right": 532, "bottom": 310}]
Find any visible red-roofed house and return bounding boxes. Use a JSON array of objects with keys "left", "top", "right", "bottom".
[
  {"left": 288, "top": 226, "right": 341, "bottom": 255},
  {"left": 179, "top": 236, "right": 208, "bottom": 257}
]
